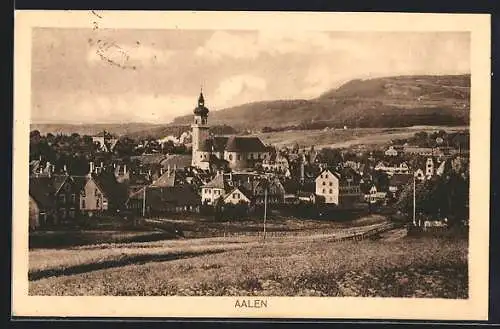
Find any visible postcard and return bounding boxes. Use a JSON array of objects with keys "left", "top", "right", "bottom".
[{"left": 13, "top": 10, "right": 490, "bottom": 320}]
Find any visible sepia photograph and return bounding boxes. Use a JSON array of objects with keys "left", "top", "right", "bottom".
[{"left": 12, "top": 11, "right": 490, "bottom": 319}]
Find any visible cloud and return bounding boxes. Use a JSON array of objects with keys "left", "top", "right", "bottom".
[
  {"left": 213, "top": 74, "right": 267, "bottom": 106},
  {"left": 87, "top": 42, "right": 175, "bottom": 67},
  {"left": 196, "top": 30, "right": 363, "bottom": 61},
  {"left": 33, "top": 91, "right": 195, "bottom": 124}
]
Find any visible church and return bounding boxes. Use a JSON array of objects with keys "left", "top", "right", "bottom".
[{"left": 191, "top": 91, "right": 271, "bottom": 171}]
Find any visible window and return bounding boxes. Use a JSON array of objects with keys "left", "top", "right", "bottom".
[
  {"left": 69, "top": 210, "right": 75, "bottom": 218},
  {"left": 237, "top": 154, "right": 241, "bottom": 160},
  {"left": 208, "top": 190, "right": 212, "bottom": 194},
  {"left": 59, "top": 194, "right": 66, "bottom": 203},
  {"left": 233, "top": 193, "right": 237, "bottom": 198},
  {"left": 81, "top": 200, "right": 86, "bottom": 209},
  {"left": 95, "top": 189, "right": 99, "bottom": 197},
  {"left": 329, "top": 182, "right": 332, "bottom": 186},
  {"left": 96, "top": 198, "right": 100, "bottom": 209},
  {"left": 81, "top": 189, "right": 86, "bottom": 197},
  {"left": 322, "top": 189, "right": 325, "bottom": 193},
  {"left": 229, "top": 154, "right": 233, "bottom": 161},
  {"left": 322, "top": 182, "right": 326, "bottom": 186},
  {"left": 329, "top": 189, "right": 333, "bottom": 194},
  {"left": 71, "top": 194, "right": 76, "bottom": 203},
  {"left": 195, "top": 119, "right": 198, "bottom": 124}
]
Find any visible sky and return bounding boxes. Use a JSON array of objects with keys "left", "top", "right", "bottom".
[{"left": 31, "top": 28, "right": 470, "bottom": 124}]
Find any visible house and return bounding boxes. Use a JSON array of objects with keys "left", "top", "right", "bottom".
[
  {"left": 52, "top": 174, "right": 86, "bottom": 222},
  {"left": 414, "top": 168, "right": 426, "bottom": 181},
  {"left": 365, "top": 185, "right": 387, "bottom": 204},
  {"left": 80, "top": 168, "right": 127, "bottom": 216},
  {"left": 92, "top": 130, "right": 118, "bottom": 153},
  {"left": 126, "top": 185, "right": 201, "bottom": 215},
  {"left": 297, "top": 191, "right": 316, "bottom": 204},
  {"left": 384, "top": 145, "right": 400, "bottom": 157},
  {"left": 29, "top": 176, "right": 56, "bottom": 229},
  {"left": 223, "top": 186, "right": 252, "bottom": 205},
  {"left": 201, "top": 173, "right": 231, "bottom": 205},
  {"left": 262, "top": 154, "right": 290, "bottom": 174},
  {"left": 388, "top": 174, "right": 413, "bottom": 197},
  {"left": 150, "top": 167, "right": 185, "bottom": 188},
  {"left": 425, "top": 157, "right": 435, "bottom": 179},
  {"left": 315, "top": 168, "right": 362, "bottom": 207},
  {"left": 252, "top": 178, "right": 286, "bottom": 205}
]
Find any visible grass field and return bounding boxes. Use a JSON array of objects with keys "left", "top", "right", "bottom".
[
  {"left": 252, "top": 126, "right": 468, "bottom": 149},
  {"left": 29, "top": 232, "right": 468, "bottom": 298}
]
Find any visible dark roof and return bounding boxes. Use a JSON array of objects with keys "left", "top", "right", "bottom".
[
  {"left": 92, "top": 172, "right": 128, "bottom": 205},
  {"left": 130, "top": 185, "right": 200, "bottom": 208},
  {"left": 389, "top": 174, "right": 413, "bottom": 187},
  {"left": 151, "top": 170, "right": 185, "bottom": 188},
  {"left": 71, "top": 176, "right": 88, "bottom": 192},
  {"left": 29, "top": 176, "right": 55, "bottom": 210},
  {"left": 52, "top": 174, "right": 70, "bottom": 194},
  {"left": 199, "top": 137, "right": 229, "bottom": 152},
  {"left": 203, "top": 174, "right": 230, "bottom": 190},
  {"left": 159, "top": 154, "right": 192, "bottom": 168},
  {"left": 225, "top": 136, "right": 267, "bottom": 152}
]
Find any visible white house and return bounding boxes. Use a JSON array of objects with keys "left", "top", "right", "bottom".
[{"left": 223, "top": 187, "right": 252, "bottom": 205}]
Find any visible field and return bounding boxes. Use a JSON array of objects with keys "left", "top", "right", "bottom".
[
  {"left": 29, "top": 218, "right": 468, "bottom": 298},
  {"left": 253, "top": 126, "right": 469, "bottom": 149}
]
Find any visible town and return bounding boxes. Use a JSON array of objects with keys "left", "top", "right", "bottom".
[{"left": 28, "top": 91, "right": 470, "bottom": 234}]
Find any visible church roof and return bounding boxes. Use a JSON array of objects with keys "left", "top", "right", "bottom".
[
  {"left": 225, "top": 136, "right": 267, "bottom": 152},
  {"left": 199, "top": 137, "right": 229, "bottom": 152}
]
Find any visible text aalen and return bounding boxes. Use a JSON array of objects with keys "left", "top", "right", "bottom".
[{"left": 234, "top": 299, "right": 268, "bottom": 308}]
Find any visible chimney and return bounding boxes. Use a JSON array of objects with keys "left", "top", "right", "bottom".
[
  {"left": 113, "top": 163, "right": 116, "bottom": 169},
  {"left": 100, "top": 162, "right": 104, "bottom": 169},
  {"left": 123, "top": 164, "right": 127, "bottom": 175},
  {"left": 160, "top": 167, "right": 164, "bottom": 175},
  {"left": 167, "top": 164, "right": 171, "bottom": 177},
  {"left": 63, "top": 164, "right": 67, "bottom": 173},
  {"left": 89, "top": 161, "right": 94, "bottom": 175}
]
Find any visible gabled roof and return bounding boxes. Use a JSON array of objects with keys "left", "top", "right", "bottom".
[
  {"left": 129, "top": 185, "right": 201, "bottom": 207},
  {"left": 29, "top": 176, "right": 55, "bottom": 210},
  {"left": 199, "top": 137, "right": 229, "bottom": 152},
  {"left": 52, "top": 174, "right": 70, "bottom": 194},
  {"left": 224, "top": 186, "right": 253, "bottom": 201},
  {"left": 151, "top": 170, "right": 182, "bottom": 188},
  {"left": 203, "top": 174, "right": 231, "bottom": 190},
  {"left": 91, "top": 172, "right": 128, "bottom": 205},
  {"left": 159, "top": 154, "right": 192, "bottom": 168},
  {"left": 225, "top": 136, "right": 267, "bottom": 152}
]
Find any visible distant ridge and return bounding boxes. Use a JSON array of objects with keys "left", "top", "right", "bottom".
[{"left": 172, "top": 74, "right": 470, "bottom": 129}]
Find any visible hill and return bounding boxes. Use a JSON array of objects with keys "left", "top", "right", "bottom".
[
  {"left": 29, "top": 123, "right": 165, "bottom": 137},
  {"left": 172, "top": 74, "right": 470, "bottom": 129}
]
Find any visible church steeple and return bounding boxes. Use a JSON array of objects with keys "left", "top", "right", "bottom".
[
  {"left": 194, "top": 87, "right": 209, "bottom": 117},
  {"left": 198, "top": 88, "right": 205, "bottom": 107}
]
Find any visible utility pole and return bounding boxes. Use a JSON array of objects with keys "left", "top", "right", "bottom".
[
  {"left": 413, "top": 172, "right": 416, "bottom": 227},
  {"left": 142, "top": 186, "right": 146, "bottom": 218},
  {"left": 263, "top": 187, "right": 268, "bottom": 240}
]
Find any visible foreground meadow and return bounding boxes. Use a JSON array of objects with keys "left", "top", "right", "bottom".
[{"left": 30, "top": 236, "right": 468, "bottom": 298}]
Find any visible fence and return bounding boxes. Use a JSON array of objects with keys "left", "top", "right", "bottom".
[{"left": 219, "top": 222, "right": 400, "bottom": 241}]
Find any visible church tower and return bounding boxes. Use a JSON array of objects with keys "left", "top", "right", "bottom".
[{"left": 191, "top": 90, "right": 210, "bottom": 168}]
